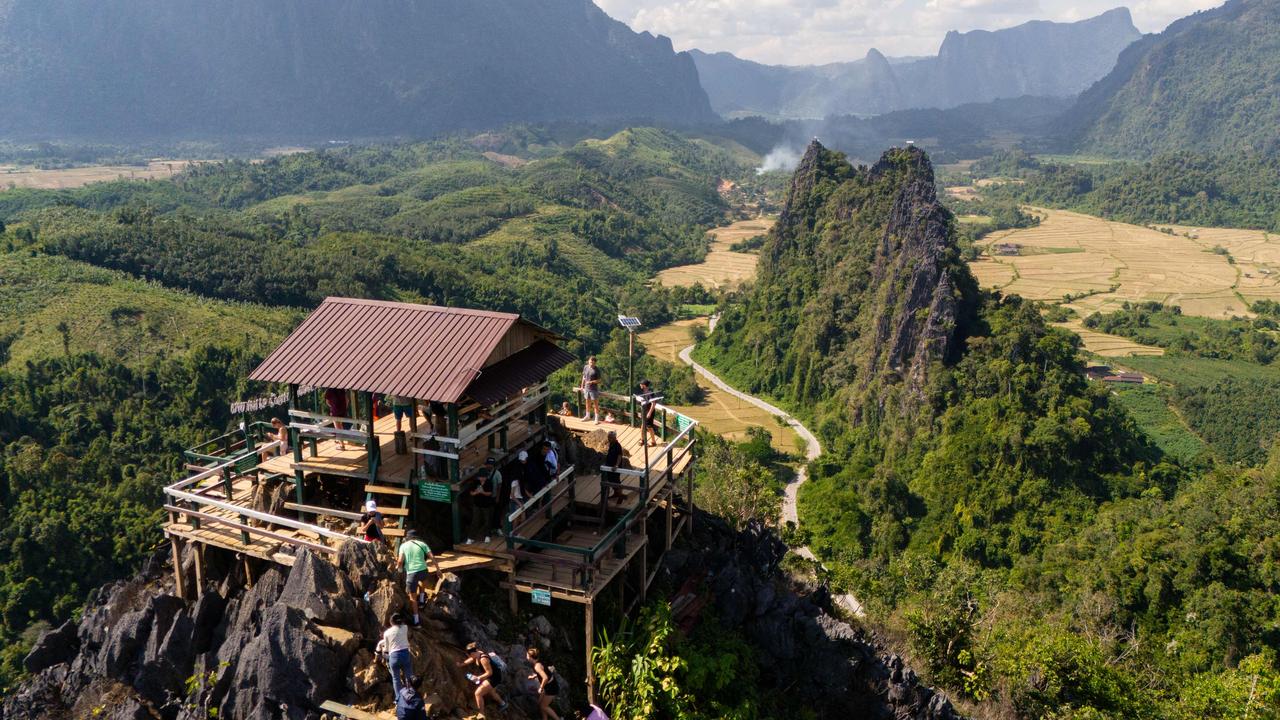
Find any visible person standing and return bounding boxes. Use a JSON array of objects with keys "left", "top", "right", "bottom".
[
  {"left": 324, "top": 387, "right": 350, "bottom": 450},
  {"left": 376, "top": 613, "right": 413, "bottom": 697},
  {"left": 543, "top": 441, "right": 560, "bottom": 479},
  {"left": 581, "top": 356, "right": 602, "bottom": 423},
  {"left": 638, "top": 380, "right": 660, "bottom": 447},
  {"left": 395, "top": 530, "right": 440, "bottom": 626},
  {"left": 390, "top": 395, "right": 415, "bottom": 433},
  {"left": 601, "top": 431, "right": 626, "bottom": 514},
  {"left": 524, "top": 445, "right": 551, "bottom": 498}
]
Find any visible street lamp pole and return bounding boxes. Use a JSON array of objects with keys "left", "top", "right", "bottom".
[{"left": 618, "top": 316, "right": 642, "bottom": 427}]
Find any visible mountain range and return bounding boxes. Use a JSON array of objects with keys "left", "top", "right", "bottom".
[
  {"left": 1061, "top": 0, "right": 1280, "bottom": 157},
  {"left": 0, "top": 0, "right": 716, "bottom": 138},
  {"left": 691, "top": 8, "right": 1142, "bottom": 119}
]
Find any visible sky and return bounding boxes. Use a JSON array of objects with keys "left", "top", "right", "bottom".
[{"left": 593, "top": 0, "right": 1225, "bottom": 65}]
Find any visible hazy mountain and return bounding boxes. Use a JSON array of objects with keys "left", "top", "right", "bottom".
[
  {"left": 691, "top": 8, "right": 1141, "bottom": 118},
  {"left": 0, "top": 0, "right": 716, "bottom": 139},
  {"left": 1063, "top": 0, "right": 1280, "bottom": 157}
]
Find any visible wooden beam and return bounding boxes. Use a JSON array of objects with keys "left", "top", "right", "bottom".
[
  {"left": 164, "top": 505, "right": 340, "bottom": 555},
  {"left": 585, "top": 602, "right": 597, "bottom": 704},
  {"left": 283, "top": 502, "right": 363, "bottom": 522},
  {"left": 170, "top": 535, "right": 186, "bottom": 601},
  {"left": 193, "top": 543, "right": 205, "bottom": 598}
]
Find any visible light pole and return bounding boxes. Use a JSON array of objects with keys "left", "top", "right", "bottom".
[{"left": 618, "top": 315, "right": 641, "bottom": 426}]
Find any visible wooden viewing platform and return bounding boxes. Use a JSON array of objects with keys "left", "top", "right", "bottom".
[{"left": 160, "top": 297, "right": 699, "bottom": 701}]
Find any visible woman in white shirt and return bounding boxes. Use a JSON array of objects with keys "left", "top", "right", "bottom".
[{"left": 375, "top": 613, "right": 413, "bottom": 696}]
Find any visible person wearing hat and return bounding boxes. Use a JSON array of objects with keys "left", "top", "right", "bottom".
[
  {"left": 638, "top": 380, "right": 660, "bottom": 447},
  {"left": 360, "top": 499, "right": 385, "bottom": 544},
  {"left": 395, "top": 529, "right": 439, "bottom": 625},
  {"left": 466, "top": 457, "right": 499, "bottom": 544}
]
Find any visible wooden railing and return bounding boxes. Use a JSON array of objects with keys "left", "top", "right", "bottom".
[{"left": 164, "top": 443, "right": 364, "bottom": 556}]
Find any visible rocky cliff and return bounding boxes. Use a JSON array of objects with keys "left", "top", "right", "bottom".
[
  {"left": 704, "top": 141, "right": 977, "bottom": 421},
  {"left": 0, "top": 0, "right": 716, "bottom": 139},
  {"left": 2, "top": 542, "right": 543, "bottom": 720},
  {"left": 691, "top": 8, "right": 1140, "bottom": 118}
]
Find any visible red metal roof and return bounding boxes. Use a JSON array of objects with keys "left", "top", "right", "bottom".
[
  {"left": 248, "top": 298, "right": 557, "bottom": 404},
  {"left": 464, "top": 340, "right": 576, "bottom": 406}
]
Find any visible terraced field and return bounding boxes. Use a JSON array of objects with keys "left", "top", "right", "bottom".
[
  {"left": 639, "top": 314, "right": 802, "bottom": 455},
  {"left": 654, "top": 217, "right": 773, "bottom": 289},
  {"left": 971, "top": 208, "right": 1278, "bottom": 321},
  {"left": 0, "top": 160, "right": 197, "bottom": 189}
]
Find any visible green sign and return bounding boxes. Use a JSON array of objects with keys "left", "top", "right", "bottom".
[
  {"left": 419, "top": 481, "right": 452, "bottom": 503},
  {"left": 676, "top": 414, "right": 694, "bottom": 432},
  {"left": 531, "top": 589, "right": 552, "bottom": 607}
]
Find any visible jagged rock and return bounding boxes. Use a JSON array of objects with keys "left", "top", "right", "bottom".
[
  {"left": 338, "top": 538, "right": 383, "bottom": 595},
  {"left": 23, "top": 619, "right": 79, "bottom": 673},
  {"left": 278, "top": 549, "right": 360, "bottom": 627},
  {"left": 217, "top": 604, "right": 348, "bottom": 720},
  {"left": 528, "top": 615, "right": 554, "bottom": 638},
  {"left": 367, "top": 578, "right": 409, "bottom": 627},
  {"left": 317, "top": 625, "right": 361, "bottom": 656},
  {"left": 349, "top": 648, "right": 382, "bottom": 696}
]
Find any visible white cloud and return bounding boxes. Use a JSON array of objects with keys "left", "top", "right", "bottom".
[{"left": 594, "top": 0, "right": 1225, "bottom": 64}]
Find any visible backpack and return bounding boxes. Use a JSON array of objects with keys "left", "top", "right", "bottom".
[{"left": 487, "top": 652, "right": 507, "bottom": 684}]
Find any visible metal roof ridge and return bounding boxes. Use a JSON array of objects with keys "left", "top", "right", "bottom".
[{"left": 319, "top": 296, "right": 520, "bottom": 320}]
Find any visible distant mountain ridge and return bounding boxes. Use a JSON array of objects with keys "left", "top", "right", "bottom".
[
  {"left": 1062, "top": 0, "right": 1280, "bottom": 157},
  {"left": 691, "top": 8, "right": 1141, "bottom": 118},
  {"left": 0, "top": 0, "right": 716, "bottom": 139}
]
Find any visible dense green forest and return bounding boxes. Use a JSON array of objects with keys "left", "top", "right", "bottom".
[
  {"left": 974, "top": 150, "right": 1280, "bottom": 232},
  {"left": 701, "top": 142, "right": 1280, "bottom": 717},
  {"left": 0, "top": 127, "right": 756, "bottom": 692}
]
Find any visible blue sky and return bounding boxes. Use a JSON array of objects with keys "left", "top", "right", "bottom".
[{"left": 594, "top": 0, "right": 1225, "bottom": 64}]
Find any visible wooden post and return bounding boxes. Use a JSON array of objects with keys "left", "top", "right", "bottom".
[
  {"left": 193, "top": 544, "right": 206, "bottom": 599},
  {"left": 508, "top": 568, "right": 518, "bottom": 615},
  {"left": 686, "top": 454, "right": 695, "bottom": 536},
  {"left": 665, "top": 488, "right": 674, "bottom": 550},
  {"left": 408, "top": 400, "right": 420, "bottom": 482},
  {"left": 170, "top": 535, "right": 187, "bottom": 601},
  {"left": 585, "top": 602, "right": 597, "bottom": 704},
  {"left": 448, "top": 403, "right": 462, "bottom": 545},
  {"left": 289, "top": 385, "right": 306, "bottom": 509},
  {"left": 243, "top": 555, "right": 255, "bottom": 589},
  {"left": 366, "top": 392, "right": 378, "bottom": 480}
]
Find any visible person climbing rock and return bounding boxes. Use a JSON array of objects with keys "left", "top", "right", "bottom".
[
  {"left": 396, "top": 674, "right": 429, "bottom": 720},
  {"left": 376, "top": 613, "right": 413, "bottom": 698},
  {"left": 360, "top": 500, "right": 385, "bottom": 544},
  {"left": 459, "top": 642, "right": 508, "bottom": 713},
  {"left": 526, "top": 647, "right": 561, "bottom": 720},
  {"left": 395, "top": 529, "right": 439, "bottom": 625}
]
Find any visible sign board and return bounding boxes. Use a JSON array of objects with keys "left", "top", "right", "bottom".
[
  {"left": 676, "top": 414, "right": 694, "bottom": 432},
  {"left": 419, "top": 482, "right": 452, "bottom": 503},
  {"left": 531, "top": 589, "right": 552, "bottom": 607}
]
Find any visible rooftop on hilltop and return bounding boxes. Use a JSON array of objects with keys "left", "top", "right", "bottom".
[{"left": 248, "top": 297, "right": 563, "bottom": 404}]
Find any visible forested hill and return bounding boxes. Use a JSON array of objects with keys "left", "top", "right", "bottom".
[
  {"left": 0, "top": 0, "right": 716, "bottom": 138},
  {"left": 700, "top": 143, "right": 1280, "bottom": 715},
  {"left": 705, "top": 141, "right": 979, "bottom": 416},
  {"left": 1062, "top": 0, "right": 1280, "bottom": 157}
]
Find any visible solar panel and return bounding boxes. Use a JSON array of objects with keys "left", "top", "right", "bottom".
[{"left": 617, "top": 315, "right": 642, "bottom": 329}]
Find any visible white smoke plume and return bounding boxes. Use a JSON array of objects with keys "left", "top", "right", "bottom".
[{"left": 757, "top": 145, "right": 803, "bottom": 174}]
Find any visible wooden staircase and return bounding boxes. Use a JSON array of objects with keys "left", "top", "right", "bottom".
[{"left": 363, "top": 436, "right": 413, "bottom": 545}]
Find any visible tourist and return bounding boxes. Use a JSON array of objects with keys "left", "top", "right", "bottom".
[
  {"left": 324, "top": 387, "right": 350, "bottom": 450},
  {"left": 466, "top": 459, "right": 498, "bottom": 543},
  {"left": 559, "top": 401, "right": 574, "bottom": 417},
  {"left": 394, "top": 529, "right": 440, "bottom": 626},
  {"left": 577, "top": 704, "right": 609, "bottom": 720},
  {"left": 543, "top": 441, "right": 560, "bottom": 479},
  {"left": 396, "top": 675, "right": 429, "bottom": 720},
  {"left": 260, "top": 416, "right": 289, "bottom": 461},
  {"left": 581, "top": 356, "right": 602, "bottom": 423},
  {"left": 360, "top": 499, "right": 386, "bottom": 544},
  {"left": 526, "top": 647, "right": 561, "bottom": 720},
  {"left": 459, "top": 642, "right": 508, "bottom": 712},
  {"left": 510, "top": 451, "right": 529, "bottom": 510},
  {"left": 391, "top": 395, "right": 415, "bottom": 433},
  {"left": 603, "top": 431, "right": 626, "bottom": 504},
  {"left": 638, "top": 380, "right": 660, "bottom": 447},
  {"left": 376, "top": 613, "right": 413, "bottom": 697},
  {"left": 524, "top": 445, "right": 551, "bottom": 498}
]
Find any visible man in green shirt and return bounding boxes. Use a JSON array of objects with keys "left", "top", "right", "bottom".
[{"left": 395, "top": 529, "right": 440, "bottom": 625}]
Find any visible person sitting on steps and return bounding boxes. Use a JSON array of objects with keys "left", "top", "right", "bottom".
[
  {"left": 394, "top": 529, "right": 439, "bottom": 626},
  {"left": 459, "top": 642, "right": 508, "bottom": 713}
]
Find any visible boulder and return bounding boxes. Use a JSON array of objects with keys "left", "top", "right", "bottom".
[
  {"left": 23, "top": 619, "right": 79, "bottom": 673},
  {"left": 277, "top": 549, "right": 360, "bottom": 627}
]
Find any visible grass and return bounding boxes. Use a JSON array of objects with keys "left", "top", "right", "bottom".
[
  {"left": 679, "top": 303, "right": 717, "bottom": 318},
  {"left": 1111, "top": 385, "right": 1211, "bottom": 464},
  {"left": 655, "top": 217, "right": 772, "bottom": 289},
  {"left": 1120, "top": 355, "right": 1280, "bottom": 385},
  {"left": 0, "top": 250, "right": 299, "bottom": 369}
]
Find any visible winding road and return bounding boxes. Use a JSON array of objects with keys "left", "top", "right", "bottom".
[{"left": 677, "top": 343, "right": 866, "bottom": 617}]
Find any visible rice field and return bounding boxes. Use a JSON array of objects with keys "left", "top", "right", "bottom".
[
  {"left": 971, "top": 208, "right": 1274, "bottom": 320},
  {"left": 654, "top": 217, "right": 774, "bottom": 289},
  {"left": 1055, "top": 320, "right": 1164, "bottom": 358},
  {"left": 0, "top": 160, "right": 198, "bottom": 189},
  {"left": 638, "top": 318, "right": 803, "bottom": 455}
]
